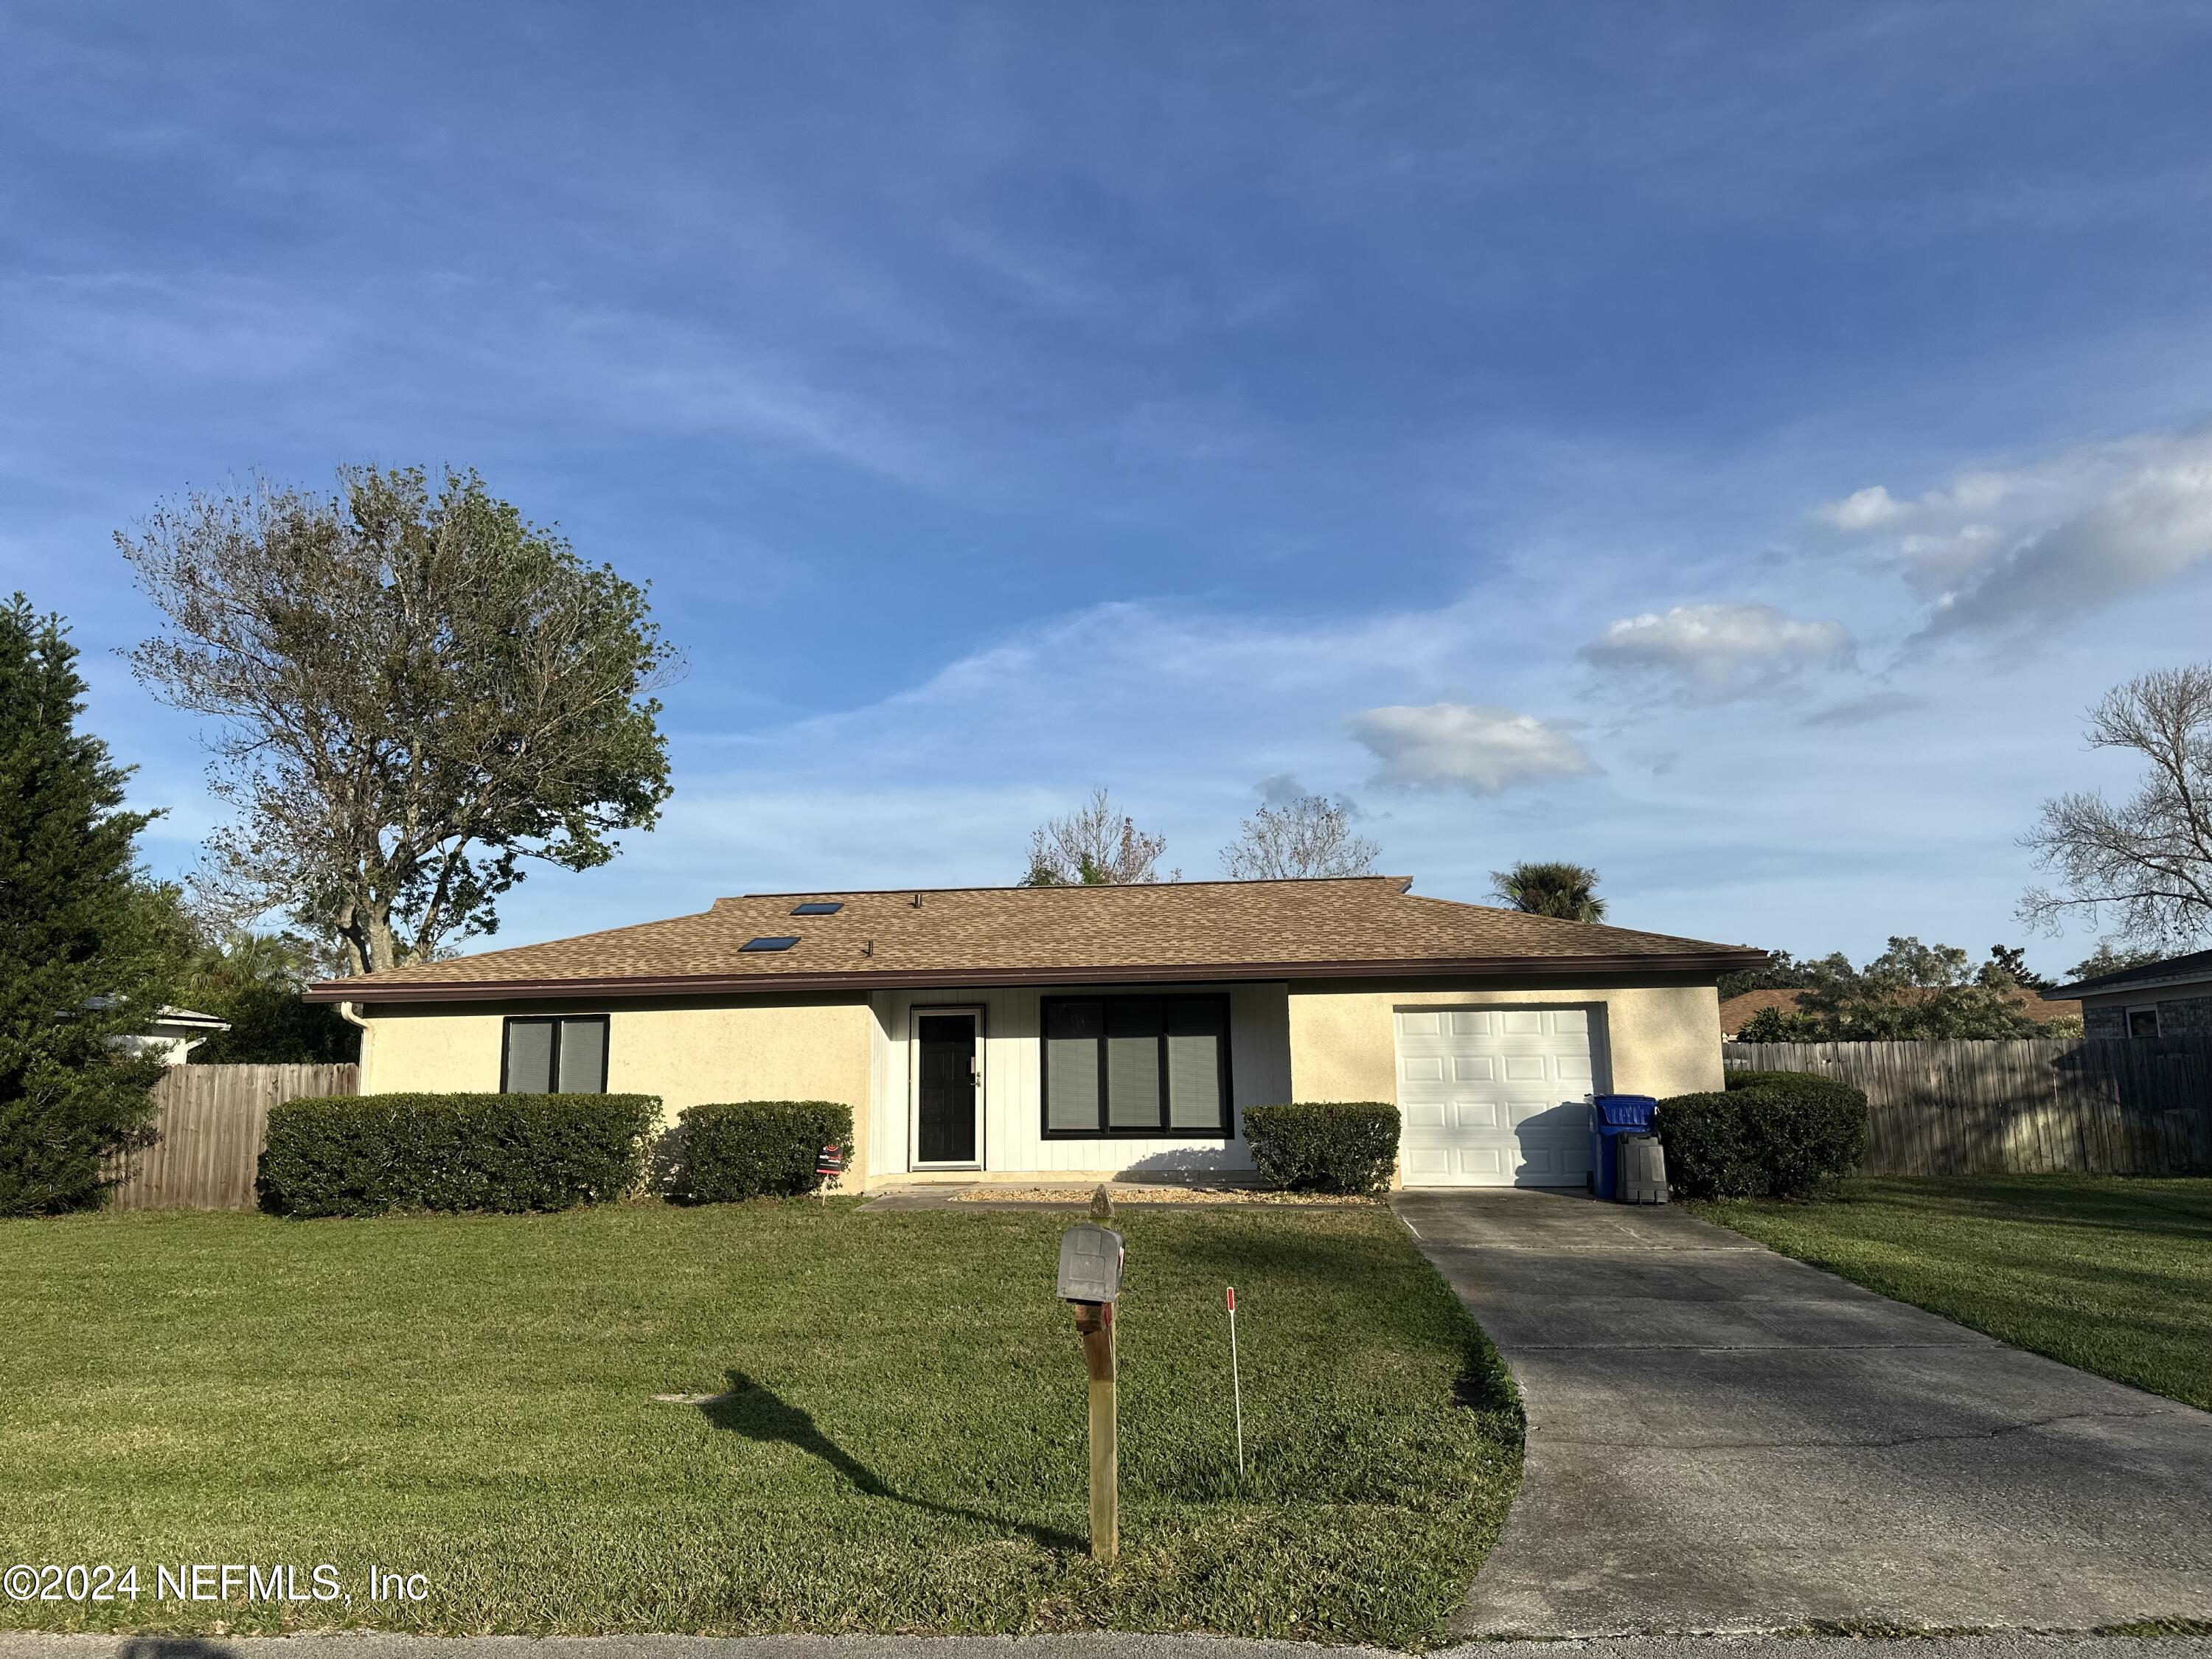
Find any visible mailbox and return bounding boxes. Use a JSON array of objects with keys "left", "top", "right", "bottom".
[{"left": 1057, "top": 1223, "right": 1125, "bottom": 1304}]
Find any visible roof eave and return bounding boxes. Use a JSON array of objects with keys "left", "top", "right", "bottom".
[
  {"left": 2048, "top": 968, "right": 2212, "bottom": 1001},
  {"left": 307, "top": 947, "right": 1767, "bottom": 1004}
]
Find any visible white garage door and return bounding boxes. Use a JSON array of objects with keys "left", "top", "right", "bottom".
[{"left": 1394, "top": 1007, "right": 1598, "bottom": 1188}]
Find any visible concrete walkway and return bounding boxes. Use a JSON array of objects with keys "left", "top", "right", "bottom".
[{"left": 1394, "top": 1188, "right": 2212, "bottom": 1638}]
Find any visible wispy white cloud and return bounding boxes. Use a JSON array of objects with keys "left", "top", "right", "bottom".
[
  {"left": 1116, "top": 392, "right": 1267, "bottom": 464},
  {"left": 1816, "top": 429, "right": 2212, "bottom": 636},
  {"left": 311, "top": 547, "right": 2212, "bottom": 976},
  {"left": 1346, "top": 703, "right": 1599, "bottom": 795},
  {"left": 1816, "top": 485, "right": 1904, "bottom": 531},
  {"left": 0, "top": 271, "right": 355, "bottom": 383},
  {"left": 1801, "top": 690, "right": 1925, "bottom": 728},
  {"left": 1251, "top": 772, "right": 1368, "bottom": 818},
  {"left": 14, "top": 0, "right": 2212, "bottom": 992},
  {"left": 486, "top": 295, "right": 954, "bottom": 490},
  {"left": 1579, "top": 602, "right": 1854, "bottom": 701},
  {"left": 1930, "top": 456, "right": 2212, "bottom": 635},
  {"left": 941, "top": 223, "right": 1117, "bottom": 318}
]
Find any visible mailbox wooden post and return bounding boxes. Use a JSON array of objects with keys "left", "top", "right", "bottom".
[
  {"left": 1072, "top": 1299, "right": 1116, "bottom": 1560},
  {"left": 1057, "top": 1222, "right": 1125, "bottom": 1563}
]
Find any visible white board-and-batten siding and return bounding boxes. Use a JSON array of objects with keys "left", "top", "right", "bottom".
[{"left": 866, "top": 981, "right": 1291, "bottom": 1177}]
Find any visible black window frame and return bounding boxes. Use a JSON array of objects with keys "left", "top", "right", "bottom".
[
  {"left": 1038, "top": 992, "right": 1234, "bottom": 1139},
  {"left": 500, "top": 1015, "right": 611, "bottom": 1094}
]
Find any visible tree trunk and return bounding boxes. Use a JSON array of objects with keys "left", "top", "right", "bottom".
[{"left": 347, "top": 905, "right": 400, "bottom": 976}]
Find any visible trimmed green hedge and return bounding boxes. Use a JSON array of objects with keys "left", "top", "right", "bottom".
[
  {"left": 1658, "top": 1069, "right": 1868, "bottom": 1200},
  {"left": 1243, "top": 1102, "right": 1400, "bottom": 1195},
  {"left": 671, "top": 1099, "right": 855, "bottom": 1203},
  {"left": 260, "top": 1092, "right": 660, "bottom": 1217}
]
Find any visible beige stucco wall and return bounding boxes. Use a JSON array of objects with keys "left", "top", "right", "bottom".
[
  {"left": 866, "top": 981, "right": 1288, "bottom": 1185},
  {"left": 349, "top": 973, "right": 1722, "bottom": 1193},
  {"left": 1286, "top": 976, "right": 1725, "bottom": 1104},
  {"left": 355, "top": 993, "right": 877, "bottom": 1183}
]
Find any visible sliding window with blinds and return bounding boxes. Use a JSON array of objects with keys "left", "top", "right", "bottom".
[
  {"left": 500, "top": 1015, "right": 610, "bottom": 1093},
  {"left": 1040, "top": 995, "right": 1232, "bottom": 1137}
]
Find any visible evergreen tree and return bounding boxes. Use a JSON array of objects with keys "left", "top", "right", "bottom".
[
  {"left": 1733, "top": 938, "right": 2053, "bottom": 1042},
  {"left": 178, "top": 930, "right": 358, "bottom": 1065},
  {"left": 2065, "top": 941, "right": 2163, "bottom": 984},
  {"left": 0, "top": 598, "right": 185, "bottom": 1214},
  {"left": 1717, "top": 948, "right": 1813, "bottom": 1001}
]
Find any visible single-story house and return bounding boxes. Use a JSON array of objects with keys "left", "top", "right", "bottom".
[
  {"left": 2049, "top": 948, "right": 2212, "bottom": 1040},
  {"left": 1719, "top": 984, "right": 2083, "bottom": 1037},
  {"left": 307, "top": 876, "right": 1764, "bottom": 1191},
  {"left": 90, "top": 1000, "right": 232, "bottom": 1065}
]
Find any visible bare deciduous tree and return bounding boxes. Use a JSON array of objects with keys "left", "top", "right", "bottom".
[
  {"left": 122, "top": 466, "right": 678, "bottom": 976},
  {"left": 2020, "top": 665, "right": 2212, "bottom": 952},
  {"left": 1018, "top": 788, "right": 1177, "bottom": 886},
  {"left": 1219, "top": 793, "right": 1379, "bottom": 880}
]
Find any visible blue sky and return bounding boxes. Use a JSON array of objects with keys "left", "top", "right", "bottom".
[{"left": 5, "top": 1, "right": 2211, "bottom": 975}]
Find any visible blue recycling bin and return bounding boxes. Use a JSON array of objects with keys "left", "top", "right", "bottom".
[{"left": 1589, "top": 1094, "right": 1658, "bottom": 1200}]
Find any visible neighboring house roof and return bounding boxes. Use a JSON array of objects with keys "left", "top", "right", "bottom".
[
  {"left": 2049, "top": 947, "right": 2212, "bottom": 1001},
  {"left": 1718, "top": 989, "right": 1812, "bottom": 1035},
  {"left": 307, "top": 875, "right": 1768, "bottom": 1004},
  {"left": 150, "top": 1006, "right": 232, "bottom": 1032},
  {"left": 1721, "top": 984, "right": 2082, "bottom": 1035},
  {"left": 82, "top": 996, "right": 231, "bottom": 1033}
]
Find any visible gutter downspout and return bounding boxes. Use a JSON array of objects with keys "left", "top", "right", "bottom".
[{"left": 335, "top": 1000, "right": 372, "bottom": 1088}]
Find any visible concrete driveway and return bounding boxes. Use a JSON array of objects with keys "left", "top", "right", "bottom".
[
  {"left": 5, "top": 1636, "right": 2212, "bottom": 1659},
  {"left": 1395, "top": 1188, "right": 2212, "bottom": 1638}
]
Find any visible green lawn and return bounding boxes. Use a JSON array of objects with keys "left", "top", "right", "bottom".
[
  {"left": 1697, "top": 1175, "right": 2212, "bottom": 1410},
  {"left": 0, "top": 1200, "right": 1517, "bottom": 1646}
]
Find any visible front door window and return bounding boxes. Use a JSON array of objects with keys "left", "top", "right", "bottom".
[{"left": 917, "top": 1013, "right": 978, "bottom": 1164}]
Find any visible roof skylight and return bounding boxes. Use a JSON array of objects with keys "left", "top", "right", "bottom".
[
  {"left": 740, "top": 936, "right": 800, "bottom": 952},
  {"left": 790, "top": 901, "right": 844, "bottom": 915}
]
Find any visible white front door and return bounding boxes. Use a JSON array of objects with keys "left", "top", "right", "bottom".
[{"left": 1394, "top": 1006, "right": 1599, "bottom": 1188}]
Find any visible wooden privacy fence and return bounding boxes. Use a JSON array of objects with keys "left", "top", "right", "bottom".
[
  {"left": 108, "top": 1063, "right": 359, "bottom": 1211},
  {"left": 1723, "top": 1038, "right": 2212, "bottom": 1176}
]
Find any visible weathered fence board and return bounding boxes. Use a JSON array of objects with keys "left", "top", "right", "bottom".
[
  {"left": 108, "top": 1063, "right": 359, "bottom": 1210},
  {"left": 1722, "top": 1038, "right": 2212, "bottom": 1176}
]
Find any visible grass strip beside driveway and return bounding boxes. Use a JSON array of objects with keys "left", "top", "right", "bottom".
[
  {"left": 0, "top": 1201, "right": 1518, "bottom": 1646},
  {"left": 1696, "top": 1174, "right": 2212, "bottom": 1411}
]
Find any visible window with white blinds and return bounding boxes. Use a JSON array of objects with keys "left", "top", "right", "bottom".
[
  {"left": 501, "top": 1015, "right": 610, "bottom": 1093},
  {"left": 1044, "top": 1000, "right": 1102, "bottom": 1131},
  {"left": 1040, "top": 995, "right": 1231, "bottom": 1137}
]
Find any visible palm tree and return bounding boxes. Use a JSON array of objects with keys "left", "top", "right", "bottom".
[{"left": 1490, "top": 860, "right": 1606, "bottom": 922}]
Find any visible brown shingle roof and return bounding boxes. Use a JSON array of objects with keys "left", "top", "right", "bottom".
[
  {"left": 309, "top": 876, "right": 1767, "bottom": 1004},
  {"left": 1717, "top": 989, "right": 1809, "bottom": 1036}
]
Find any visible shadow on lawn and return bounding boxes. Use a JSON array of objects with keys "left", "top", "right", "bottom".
[
  {"left": 703, "top": 1370, "right": 1082, "bottom": 1552},
  {"left": 1831, "top": 1176, "right": 2212, "bottom": 1242}
]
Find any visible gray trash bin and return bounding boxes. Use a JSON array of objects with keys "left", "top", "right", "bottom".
[{"left": 1617, "top": 1133, "right": 1669, "bottom": 1205}]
